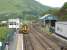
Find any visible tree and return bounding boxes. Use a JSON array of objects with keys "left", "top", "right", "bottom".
[{"left": 57, "top": 2, "right": 67, "bottom": 20}]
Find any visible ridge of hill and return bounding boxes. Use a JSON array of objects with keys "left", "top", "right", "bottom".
[{"left": 0, "top": 0, "right": 51, "bottom": 20}]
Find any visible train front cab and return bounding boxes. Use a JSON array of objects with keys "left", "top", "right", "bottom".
[{"left": 19, "top": 24, "right": 29, "bottom": 34}]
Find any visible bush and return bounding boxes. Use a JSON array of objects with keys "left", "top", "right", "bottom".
[{"left": 0, "top": 27, "right": 10, "bottom": 41}]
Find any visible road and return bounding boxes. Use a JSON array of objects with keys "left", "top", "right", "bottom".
[
  {"left": 6, "top": 31, "right": 23, "bottom": 50},
  {"left": 8, "top": 32, "right": 17, "bottom": 50}
]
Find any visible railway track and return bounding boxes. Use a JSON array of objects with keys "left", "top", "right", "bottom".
[
  {"left": 30, "top": 26, "right": 61, "bottom": 50},
  {"left": 30, "top": 31, "right": 49, "bottom": 50},
  {"left": 32, "top": 24, "right": 67, "bottom": 49},
  {"left": 23, "top": 34, "right": 34, "bottom": 50}
]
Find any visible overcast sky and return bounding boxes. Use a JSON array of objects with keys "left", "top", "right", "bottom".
[{"left": 35, "top": 0, "right": 67, "bottom": 7}]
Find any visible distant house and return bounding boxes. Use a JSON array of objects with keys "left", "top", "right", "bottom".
[
  {"left": 0, "top": 21, "right": 7, "bottom": 26},
  {"left": 1, "top": 21, "right": 7, "bottom": 24},
  {"left": 39, "top": 14, "right": 58, "bottom": 27}
]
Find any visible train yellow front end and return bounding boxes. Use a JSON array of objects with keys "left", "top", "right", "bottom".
[{"left": 19, "top": 24, "right": 29, "bottom": 34}]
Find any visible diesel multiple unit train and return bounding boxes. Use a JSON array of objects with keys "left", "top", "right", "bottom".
[{"left": 19, "top": 24, "right": 29, "bottom": 34}]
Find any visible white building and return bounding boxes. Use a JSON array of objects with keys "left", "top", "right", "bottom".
[{"left": 8, "top": 18, "right": 20, "bottom": 29}]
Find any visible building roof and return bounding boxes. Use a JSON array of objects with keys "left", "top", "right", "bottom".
[
  {"left": 39, "top": 14, "right": 50, "bottom": 19},
  {"left": 39, "top": 14, "right": 58, "bottom": 20}
]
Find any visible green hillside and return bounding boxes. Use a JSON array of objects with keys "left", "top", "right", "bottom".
[
  {"left": 0, "top": 0, "right": 50, "bottom": 13},
  {"left": 0, "top": 0, "right": 50, "bottom": 20}
]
